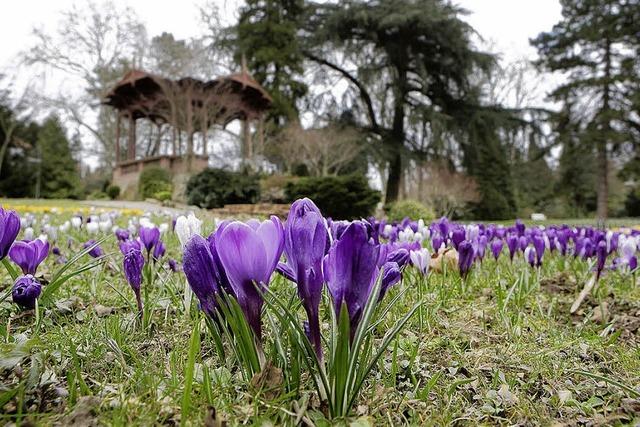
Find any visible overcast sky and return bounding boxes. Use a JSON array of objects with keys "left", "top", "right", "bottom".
[{"left": 0, "top": 0, "right": 562, "bottom": 72}]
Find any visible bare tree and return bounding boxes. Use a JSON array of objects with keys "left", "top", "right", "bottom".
[
  {"left": 403, "top": 161, "right": 480, "bottom": 218},
  {"left": 22, "top": 1, "right": 148, "bottom": 166},
  {"left": 269, "top": 123, "right": 364, "bottom": 176}
]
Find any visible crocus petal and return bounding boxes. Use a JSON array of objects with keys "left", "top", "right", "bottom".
[{"left": 183, "top": 235, "right": 219, "bottom": 315}]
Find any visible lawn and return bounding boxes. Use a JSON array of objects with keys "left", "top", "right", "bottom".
[{"left": 1, "top": 202, "right": 639, "bottom": 426}]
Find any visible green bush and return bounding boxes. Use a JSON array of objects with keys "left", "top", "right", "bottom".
[
  {"left": 106, "top": 185, "right": 121, "bottom": 200},
  {"left": 139, "top": 167, "right": 172, "bottom": 199},
  {"left": 187, "top": 168, "right": 260, "bottom": 209},
  {"left": 386, "top": 199, "right": 435, "bottom": 222},
  {"left": 87, "top": 191, "right": 109, "bottom": 200},
  {"left": 153, "top": 190, "right": 173, "bottom": 202},
  {"left": 285, "top": 174, "right": 381, "bottom": 219}
]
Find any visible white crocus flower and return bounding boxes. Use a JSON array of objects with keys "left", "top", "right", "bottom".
[
  {"left": 86, "top": 222, "right": 99, "bottom": 235},
  {"left": 159, "top": 223, "right": 169, "bottom": 234},
  {"left": 410, "top": 248, "right": 430, "bottom": 275},
  {"left": 71, "top": 216, "right": 82, "bottom": 229},
  {"left": 99, "top": 220, "right": 112, "bottom": 233},
  {"left": 60, "top": 221, "right": 71, "bottom": 232},
  {"left": 24, "top": 227, "right": 34, "bottom": 240},
  {"left": 175, "top": 213, "right": 202, "bottom": 247}
]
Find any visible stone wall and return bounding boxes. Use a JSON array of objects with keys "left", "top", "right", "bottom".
[{"left": 112, "top": 155, "right": 209, "bottom": 202}]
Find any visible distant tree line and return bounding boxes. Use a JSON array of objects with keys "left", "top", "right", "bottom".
[{"left": 10, "top": 0, "right": 640, "bottom": 219}]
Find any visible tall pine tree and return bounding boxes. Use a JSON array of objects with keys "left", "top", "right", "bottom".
[
  {"left": 37, "top": 116, "right": 81, "bottom": 199},
  {"left": 235, "top": 0, "right": 307, "bottom": 124},
  {"left": 532, "top": 0, "right": 640, "bottom": 218}
]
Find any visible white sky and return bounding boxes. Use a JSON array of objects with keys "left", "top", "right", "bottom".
[{"left": 0, "top": 0, "right": 562, "bottom": 73}]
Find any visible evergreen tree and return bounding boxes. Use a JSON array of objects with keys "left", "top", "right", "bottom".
[
  {"left": 515, "top": 134, "right": 555, "bottom": 213},
  {"left": 37, "top": 116, "right": 81, "bottom": 199},
  {"left": 532, "top": 0, "right": 640, "bottom": 218},
  {"left": 235, "top": 0, "right": 307, "bottom": 124},
  {"left": 305, "top": 0, "right": 496, "bottom": 203},
  {"left": 553, "top": 103, "right": 598, "bottom": 215}
]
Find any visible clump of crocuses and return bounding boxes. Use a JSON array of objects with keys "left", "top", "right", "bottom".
[{"left": 183, "top": 216, "right": 284, "bottom": 340}]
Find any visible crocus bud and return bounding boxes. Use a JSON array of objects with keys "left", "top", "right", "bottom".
[
  {"left": 458, "top": 240, "right": 474, "bottom": 278},
  {"left": 12, "top": 275, "right": 41, "bottom": 309},
  {"left": 596, "top": 240, "right": 607, "bottom": 279},
  {"left": 490, "top": 239, "right": 503, "bottom": 260},
  {"left": 175, "top": 213, "right": 202, "bottom": 248}
]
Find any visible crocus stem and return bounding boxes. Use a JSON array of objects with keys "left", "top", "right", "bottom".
[
  {"left": 135, "top": 290, "right": 143, "bottom": 317},
  {"left": 306, "top": 307, "right": 323, "bottom": 363}
]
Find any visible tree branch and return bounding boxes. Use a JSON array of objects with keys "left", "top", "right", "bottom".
[{"left": 303, "top": 50, "right": 380, "bottom": 133}]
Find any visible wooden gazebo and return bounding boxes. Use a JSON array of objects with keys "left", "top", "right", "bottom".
[{"left": 104, "top": 67, "right": 272, "bottom": 198}]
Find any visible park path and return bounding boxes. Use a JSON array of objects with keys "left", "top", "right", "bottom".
[{"left": 79, "top": 200, "right": 197, "bottom": 216}]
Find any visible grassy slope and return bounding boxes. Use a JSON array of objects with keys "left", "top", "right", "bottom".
[{"left": 0, "top": 209, "right": 639, "bottom": 425}]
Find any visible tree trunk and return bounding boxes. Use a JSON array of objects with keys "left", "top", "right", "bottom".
[
  {"left": 597, "top": 39, "right": 612, "bottom": 220},
  {"left": 385, "top": 68, "right": 407, "bottom": 203}
]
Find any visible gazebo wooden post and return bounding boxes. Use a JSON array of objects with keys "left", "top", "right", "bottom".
[
  {"left": 242, "top": 119, "right": 252, "bottom": 167},
  {"left": 186, "top": 85, "right": 194, "bottom": 171},
  {"left": 114, "top": 113, "right": 121, "bottom": 165},
  {"left": 201, "top": 107, "right": 208, "bottom": 156},
  {"left": 127, "top": 114, "right": 136, "bottom": 160},
  {"left": 257, "top": 115, "right": 264, "bottom": 157}
]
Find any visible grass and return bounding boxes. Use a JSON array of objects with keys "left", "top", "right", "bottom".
[{"left": 1, "top": 207, "right": 639, "bottom": 425}]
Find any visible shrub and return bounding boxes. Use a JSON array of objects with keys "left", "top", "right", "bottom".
[
  {"left": 153, "top": 190, "right": 172, "bottom": 202},
  {"left": 260, "top": 175, "right": 299, "bottom": 203},
  {"left": 87, "top": 191, "right": 109, "bottom": 200},
  {"left": 187, "top": 168, "right": 260, "bottom": 209},
  {"left": 106, "top": 185, "right": 121, "bottom": 200},
  {"left": 285, "top": 174, "right": 381, "bottom": 219},
  {"left": 386, "top": 199, "right": 435, "bottom": 222},
  {"left": 139, "top": 167, "right": 172, "bottom": 199}
]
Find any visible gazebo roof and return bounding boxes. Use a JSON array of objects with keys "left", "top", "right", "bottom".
[{"left": 103, "top": 69, "right": 272, "bottom": 130}]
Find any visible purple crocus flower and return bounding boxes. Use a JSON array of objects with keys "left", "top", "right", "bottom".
[
  {"left": 152, "top": 240, "right": 166, "bottom": 261},
  {"left": 457, "top": 240, "right": 474, "bottom": 278},
  {"left": 83, "top": 240, "right": 104, "bottom": 258},
  {"left": 122, "top": 245, "right": 145, "bottom": 313},
  {"left": 432, "top": 234, "right": 445, "bottom": 252},
  {"left": 324, "top": 221, "right": 380, "bottom": 337},
  {"left": 138, "top": 226, "right": 160, "bottom": 253},
  {"left": 216, "top": 216, "right": 284, "bottom": 340},
  {"left": 277, "top": 198, "right": 329, "bottom": 360},
  {"left": 183, "top": 234, "right": 221, "bottom": 316},
  {"left": 451, "top": 228, "right": 465, "bottom": 250},
  {"left": 524, "top": 246, "right": 536, "bottom": 267},
  {"left": 12, "top": 275, "right": 41, "bottom": 309},
  {"left": 119, "top": 238, "right": 142, "bottom": 255},
  {"left": 518, "top": 236, "right": 528, "bottom": 252},
  {"left": 475, "top": 235, "right": 488, "bottom": 260},
  {"left": 532, "top": 235, "right": 545, "bottom": 266},
  {"left": 506, "top": 234, "right": 519, "bottom": 261},
  {"left": 596, "top": 240, "right": 607, "bottom": 279},
  {"left": 9, "top": 239, "right": 49, "bottom": 275},
  {"left": 490, "top": 239, "right": 503, "bottom": 260},
  {"left": 379, "top": 261, "right": 401, "bottom": 300},
  {"left": 0, "top": 208, "right": 21, "bottom": 260},
  {"left": 115, "top": 228, "right": 130, "bottom": 241},
  {"left": 515, "top": 219, "right": 525, "bottom": 236},
  {"left": 168, "top": 258, "right": 180, "bottom": 272},
  {"left": 386, "top": 248, "right": 410, "bottom": 268}
]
